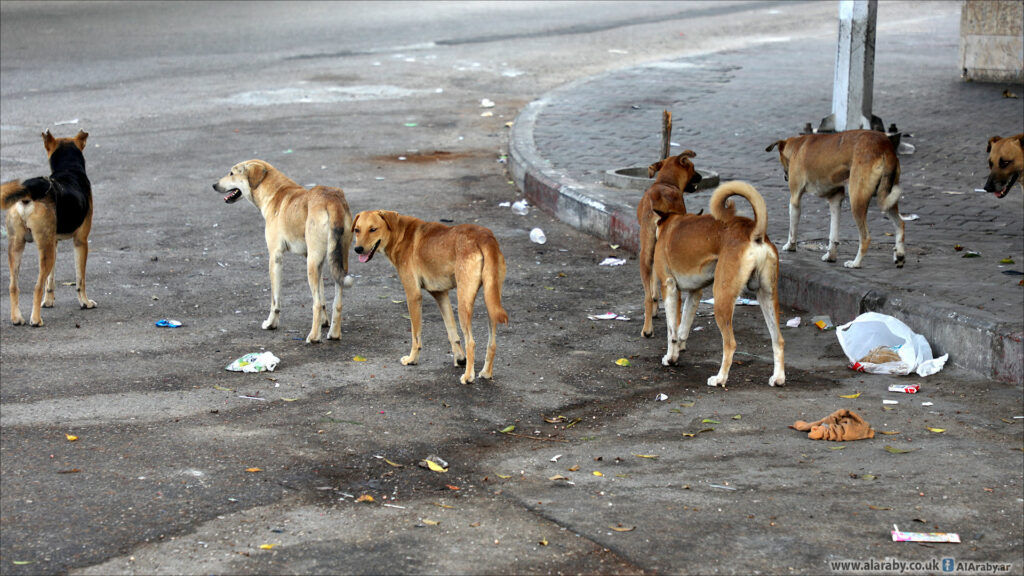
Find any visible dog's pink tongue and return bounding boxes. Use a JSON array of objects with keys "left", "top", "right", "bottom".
[{"left": 358, "top": 253, "right": 370, "bottom": 263}]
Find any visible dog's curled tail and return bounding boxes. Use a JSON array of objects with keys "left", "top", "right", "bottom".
[
  {"left": 1, "top": 178, "right": 50, "bottom": 210},
  {"left": 482, "top": 240, "right": 509, "bottom": 325},
  {"left": 710, "top": 180, "right": 768, "bottom": 243}
]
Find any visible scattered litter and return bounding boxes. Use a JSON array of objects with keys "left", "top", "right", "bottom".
[
  {"left": 481, "top": 111, "right": 493, "bottom": 117},
  {"left": 889, "top": 384, "right": 920, "bottom": 394},
  {"left": 382, "top": 503, "right": 406, "bottom": 509},
  {"left": 812, "top": 315, "right": 834, "bottom": 330},
  {"left": 238, "top": 394, "right": 268, "bottom": 401},
  {"left": 353, "top": 355, "right": 367, "bottom": 362},
  {"left": 1002, "top": 270, "right": 1024, "bottom": 276},
  {"left": 608, "top": 49, "right": 629, "bottom": 55},
  {"left": 356, "top": 494, "right": 375, "bottom": 503},
  {"left": 860, "top": 345, "right": 902, "bottom": 364},
  {"left": 498, "top": 201, "right": 511, "bottom": 208},
  {"left": 587, "top": 312, "right": 630, "bottom": 321},
  {"left": 480, "top": 98, "right": 495, "bottom": 108},
  {"left": 954, "top": 244, "right": 964, "bottom": 251},
  {"left": 634, "top": 454, "right": 658, "bottom": 459},
  {"left": 1003, "top": 89, "right": 1018, "bottom": 99},
  {"left": 839, "top": 392, "right": 861, "bottom": 399},
  {"left": 900, "top": 214, "right": 919, "bottom": 221},
  {"left": 883, "top": 445, "right": 916, "bottom": 454},
  {"left": 709, "top": 484, "right": 737, "bottom": 491},
  {"left": 600, "top": 258, "right": 628, "bottom": 266},
  {"left": 926, "top": 427, "right": 945, "bottom": 433},
  {"left": 259, "top": 544, "right": 276, "bottom": 550},
  {"left": 155, "top": 319, "right": 182, "bottom": 328},
  {"left": 283, "top": 149, "right": 293, "bottom": 154},
  {"left": 921, "top": 402, "right": 934, "bottom": 407},
  {"left": 655, "top": 393, "right": 668, "bottom": 402},
  {"left": 701, "top": 297, "right": 759, "bottom": 306},
  {"left": 529, "top": 228, "right": 547, "bottom": 244},
  {"left": 897, "top": 142, "right": 915, "bottom": 155},
  {"left": 593, "top": 471, "right": 604, "bottom": 477},
  {"left": 837, "top": 312, "right": 948, "bottom": 376},
  {"left": 962, "top": 251, "right": 980, "bottom": 258},
  {"left": 786, "top": 317, "right": 801, "bottom": 328},
  {"left": 999, "top": 257, "right": 1015, "bottom": 264},
  {"left": 790, "top": 409, "right": 875, "bottom": 441},
  {"left": 54, "top": 118, "right": 80, "bottom": 126},
  {"left": 419, "top": 455, "right": 449, "bottom": 472},
  {"left": 65, "top": 434, "right": 78, "bottom": 442},
  {"left": 403, "top": 122, "right": 418, "bottom": 127},
  {"left": 550, "top": 454, "right": 562, "bottom": 462},
  {"left": 226, "top": 352, "right": 280, "bottom": 373},
  {"left": 883, "top": 399, "right": 899, "bottom": 405},
  {"left": 511, "top": 200, "right": 529, "bottom": 215},
  {"left": 615, "top": 358, "right": 631, "bottom": 367},
  {"left": 892, "top": 525, "right": 960, "bottom": 543}
]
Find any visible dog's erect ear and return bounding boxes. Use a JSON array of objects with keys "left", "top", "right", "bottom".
[
  {"left": 765, "top": 140, "right": 785, "bottom": 153},
  {"left": 648, "top": 160, "right": 665, "bottom": 178},
  {"left": 74, "top": 131, "right": 89, "bottom": 151},
  {"left": 246, "top": 162, "right": 267, "bottom": 190},
  {"left": 678, "top": 149, "right": 697, "bottom": 160},
  {"left": 987, "top": 136, "right": 1002, "bottom": 153},
  {"left": 1015, "top": 134, "right": 1024, "bottom": 149},
  {"left": 42, "top": 130, "right": 57, "bottom": 154}
]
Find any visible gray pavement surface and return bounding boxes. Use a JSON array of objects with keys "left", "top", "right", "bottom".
[{"left": 509, "top": 8, "right": 1024, "bottom": 383}]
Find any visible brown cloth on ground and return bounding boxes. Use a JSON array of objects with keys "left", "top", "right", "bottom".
[{"left": 790, "top": 409, "right": 875, "bottom": 441}]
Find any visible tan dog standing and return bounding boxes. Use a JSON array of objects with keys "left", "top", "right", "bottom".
[
  {"left": 213, "top": 160, "right": 353, "bottom": 343},
  {"left": 2, "top": 130, "right": 96, "bottom": 326},
  {"left": 638, "top": 150, "right": 702, "bottom": 338},
  {"left": 984, "top": 133, "right": 1023, "bottom": 198},
  {"left": 766, "top": 129, "right": 904, "bottom": 268},
  {"left": 352, "top": 210, "right": 508, "bottom": 384},
  {"left": 653, "top": 181, "right": 784, "bottom": 388}
]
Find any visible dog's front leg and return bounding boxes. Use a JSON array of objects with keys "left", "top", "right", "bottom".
[
  {"left": 824, "top": 194, "right": 843, "bottom": 263},
  {"left": 431, "top": 290, "right": 466, "bottom": 366},
  {"left": 677, "top": 289, "right": 702, "bottom": 350},
  {"left": 263, "top": 250, "right": 283, "bottom": 330},
  {"left": 401, "top": 286, "right": 423, "bottom": 366},
  {"left": 783, "top": 191, "right": 801, "bottom": 252},
  {"left": 30, "top": 237, "right": 57, "bottom": 326},
  {"left": 844, "top": 193, "right": 870, "bottom": 269},
  {"left": 7, "top": 231, "right": 27, "bottom": 325},
  {"left": 661, "top": 278, "right": 681, "bottom": 366}
]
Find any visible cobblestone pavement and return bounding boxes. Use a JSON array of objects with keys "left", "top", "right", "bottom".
[{"left": 511, "top": 7, "right": 1024, "bottom": 382}]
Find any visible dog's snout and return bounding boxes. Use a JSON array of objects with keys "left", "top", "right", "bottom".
[
  {"left": 354, "top": 245, "right": 364, "bottom": 254},
  {"left": 212, "top": 183, "right": 219, "bottom": 191},
  {"left": 692, "top": 173, "right": 703, "bottom": 183}
]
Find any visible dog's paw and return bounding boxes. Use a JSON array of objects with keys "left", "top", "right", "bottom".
[
  {"left": 11, "top": 313, "right": 25, "bottom": 325},
  {"left": 262, "top": 319, "right": 278, "bottom": 330},
  {"left": 782, "top": 242, "right": 796, "bottom": 252},
  {"left": 641, "top": 329, "right": 653, "bottom": 338},
  {"left": 707, "top": 375, "right": 725, "bottom": 387},
  {"left": 401, "top": 355, "right": 418, "bottom": 366},
  {"left": 822, "top": 253, "right": 837, "bottom": 263},
  {"left": 30, "top": 319, "right": 44, "bottom": 327},
  {"left": 843, "top": 260, "right": 860, "bottom": 269},
  {"left": 81, "top": 299, "right": 97, "bottom": 309},
  {"left": 661, "top": 354, "right": 676, "bottom": 366},
  {"left": 305, "top": 335, "right": 322, "bottom": 344},
  {"left": 460, "top": 371, "right": 475, "bottom": 384},
  {"left": 894, "top": 252, "right": 905, "bottom": 268},
  {"left": 42, "top": 299, "right": 54, "bottom": 308},
  {"left": 769, "top": 373, "right": 786, "bottom": 387}
]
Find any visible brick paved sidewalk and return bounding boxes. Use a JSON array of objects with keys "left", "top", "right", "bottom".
[{"left": 510, "top": 11, "right": 1023, "bottom": 382}]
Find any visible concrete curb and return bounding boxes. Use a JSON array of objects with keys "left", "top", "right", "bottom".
[{"left": 509, "top": 96, "right": 1023, "bottom": 384}]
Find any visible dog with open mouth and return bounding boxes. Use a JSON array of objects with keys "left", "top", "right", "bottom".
[
  {"left": 352, "top": 209, "right": 508, "bottom": 384},
  {"left": 2, "top": 130, "right": 97, "bottom": 327},
  {"left": 984, "top": 133, "right": 1023, "bottom": 198},
  {"left": 213, "top": 160, "right": 354, "bottom": 343}
]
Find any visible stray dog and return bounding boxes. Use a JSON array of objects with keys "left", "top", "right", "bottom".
[
  {"left": 352, "top": 210, "right": 508, "bottom": 384},
  {"left": 653, "top": 181, "right": 784, "bottom": 388},
  {"left": 638, "top": 150, "right": 702, "bottom": 338},
  {"left": 2, "top": 130, "right": 96, "bottom": 326},
  {"left": 766, "top": 129, "right": 904, "bottom": 268},
  {"left": 984, "top": 133, "right": 1023, "bottom": 198},
  {"left": 213, "top": 160, "right": 353, "bottom": 343}
]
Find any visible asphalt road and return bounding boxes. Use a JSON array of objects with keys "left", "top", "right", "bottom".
[{"left": 2, "top": 2, "right": 1021, "bottom": 574}]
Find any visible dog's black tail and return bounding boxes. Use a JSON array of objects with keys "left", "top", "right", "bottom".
[
  {"left": 1, "top": 177, "right": 51, "bottom": 210},
  {"left": 327, "top": 205, "right": 354, "bottom": 288}
]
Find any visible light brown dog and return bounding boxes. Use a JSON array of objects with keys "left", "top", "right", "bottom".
[
  {"left": 351, "top": 210, "right": 508, "bottom": 384},
  {"left": 2, "top": 130, "right": 96, "bottom": 326},
  {"left": 213, "top": 160, "right": 353, "bottom": 343},
  {"left": 766, "top": 129, "right": 904, "bottom": 268},
  {"left": 984, "top": 133, "right": 1023, "bottom": 198},
  {"left": 638, "top": 150, "right": 702, "bottom": 338},
  {"left": 653, "top": 181, "right": 784, "bottom": 388}
]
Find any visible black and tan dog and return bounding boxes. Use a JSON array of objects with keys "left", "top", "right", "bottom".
[
  {"left": 653, "top": 181, "right": 784, "bottom": 388},
  {"left": 2, "top": 130, "right": 96, "bottom": 326},
  {"left": 766, "top": 130, "right": 904, "bottom": 268},
  {"left": 984, "top": 133, "right": 1023, "bottom": 198},
  {"left": 213, "top": 160, "right": 353, "bottom": 343},
  {"left": 638, "top": 151, "right": 702, "bottom": 338},
  {"left": 352, "top": 210, "right": 508, "bottom": 384}
]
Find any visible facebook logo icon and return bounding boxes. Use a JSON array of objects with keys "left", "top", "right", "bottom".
[{"left": 942, "top": 557, "right": 955, "bottom": 572}]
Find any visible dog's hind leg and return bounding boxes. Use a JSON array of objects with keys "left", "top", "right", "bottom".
[
  {"left": 7, "top": 229, "right": 26, "bottom": 325},
  {"left": 660, "top": 277, "right": 681, "bottom": 366},
  {"left": 884, "top": 195, "right": 905, "bottom": 268},
  {"left": 844, "top": 190, "right": 871, "bottom": 269},
  {"left": 639, "top": 242, "right": 658, "bottom": 338},
  {"left": 73, "top": 228, "right": 96, "bottom": 309},
  {"left": 263, "top": 249, "right": 283, "bottom": 331},
  {"left": 43, "top": 244, "right": 56, "bottom": 308},
  {"left": 30, "top": 234, "right": 57, "bottom": 326},
  {"left": 431, "top": 290, "right": 466, "bottom": 366},
  {"left": 708, "top": 274, "right": 744, "bottom": 387},
  {"left": 677, "top": 288, "right": 702, "bottom": 351},
  {"left": 305, "top": 253, "right": 325, "bottom": 343},
  {"left": 456, "top": 277, "right": 482, "bottom": 384},
  {"left": 756, "top": 264, "right": 786, "bottom": 386},
  {"left": 823, "top": 193, "right": 843, "bottom": 263}
]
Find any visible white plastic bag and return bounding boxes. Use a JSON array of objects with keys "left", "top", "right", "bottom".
[
  {"left": 835, "top": 312, "right": 948, "bottom": 377},
  {"left": 226, "top": 351, "right": 280, "bottom": 373}
]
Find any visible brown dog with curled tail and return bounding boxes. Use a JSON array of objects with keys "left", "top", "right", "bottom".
[{"left": 791, "top": 409, "right": 875, "bottom": 441}]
